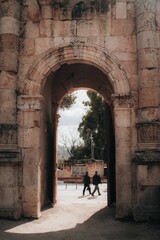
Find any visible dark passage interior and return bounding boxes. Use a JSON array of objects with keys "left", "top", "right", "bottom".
[{"left": 40, "top": 63, "right": 116, "bottom": 209}]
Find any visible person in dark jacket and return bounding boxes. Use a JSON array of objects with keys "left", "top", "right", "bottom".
[
  {"left": 83, "top": 171, "right": 91, "bottom": 195},
  {"left": 91, "top": 171, "right": 101, "bottom": 196}
]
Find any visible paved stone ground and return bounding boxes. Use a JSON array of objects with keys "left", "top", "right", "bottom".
[{"left": 0, "top": 182, "right": 160, "bottom": 240}]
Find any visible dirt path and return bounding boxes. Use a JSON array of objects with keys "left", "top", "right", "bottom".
[{"left": 0, "top": 183, "right": 160, "bottom": 240}]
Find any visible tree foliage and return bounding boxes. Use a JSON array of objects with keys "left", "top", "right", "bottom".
[
  {"left": 71, "top": 91, "right": 107, "bottom": 160},
  {"left": 60, "top": 93, "right": 77, "bottom": 110}
]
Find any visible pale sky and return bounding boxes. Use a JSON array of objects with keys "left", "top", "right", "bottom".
[{"left": 58, "top": 90, "right": 89, "bottom": 146}]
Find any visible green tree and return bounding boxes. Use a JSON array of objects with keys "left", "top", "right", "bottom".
[
  {"left": 60, "top": 93, "right": 77, "bottom": 110},
  {"left": 72, "top": 91, "right": 107, "bottom": 160}
]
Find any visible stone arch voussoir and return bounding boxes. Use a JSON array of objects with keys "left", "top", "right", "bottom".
[{"left": 26, "top": 44, "right": 130, "bottom": 96}]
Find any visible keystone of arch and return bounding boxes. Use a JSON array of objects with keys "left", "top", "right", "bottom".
[{"left": 26, "top": 44, "right": 130, "bottom": 96}]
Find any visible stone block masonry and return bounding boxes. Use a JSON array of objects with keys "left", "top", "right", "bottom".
[{"left": 0, "top": 0, "right": 159, "bottom": 221}]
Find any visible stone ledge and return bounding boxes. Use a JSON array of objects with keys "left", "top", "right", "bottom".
[
  {"left": 0, "top": 149, "right": 22, "bottom": 165},
  {"left": 133, "top": 150, "right": 160, "bottom": 165}
]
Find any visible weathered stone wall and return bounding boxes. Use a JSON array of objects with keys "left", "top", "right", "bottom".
[
  {"left": 0, "top": 0, "right": 159, "bottom": 220},
  {"left": 18, "top": 0, "right": 137, "bottom": 94},
  {"left": 132, "top": 0, "right": 160, "bottom": 221},
  {"left": 15, "top": 0, "right": 137, "bottom": 219},
  {"left": 0, "top": 0, "right": 22, "bottom": 219}
]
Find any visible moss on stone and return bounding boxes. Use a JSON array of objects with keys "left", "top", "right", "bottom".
[{"left": 51, "top": 0, "right": 113, "bottom": 18}]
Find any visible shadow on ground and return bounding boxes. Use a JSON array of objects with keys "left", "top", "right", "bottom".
[{"left": 0, "top": 207, "right": 160, "bottom": 240}]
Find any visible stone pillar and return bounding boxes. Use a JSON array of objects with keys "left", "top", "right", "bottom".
[
  {"left": 113, "top": 95, "right": 133, "bottom": 218},
  {"left": 18, "top": 95, "right": 44, "bottom": 218},
  {"left": 134, "top": 0, "right": 160, "bottom": 221},
  {"left": 0, "top": 0, "right": 20, "bottom": 160},
  {"left": 0, "top": 0, "right": 20, "bottom": 127},
  {"left": 0, "top": 0, "right": 22, "bottom": 219},
  {"left": 136, "top": 0, "right": 159, "bottom": 146}
]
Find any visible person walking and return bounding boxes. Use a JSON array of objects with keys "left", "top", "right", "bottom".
[
  {"left": 91, "top": 171, "right": 101, "bottom": 196},
  {"left": 83, "top": 171, "right": 91, "bottom": 195}
]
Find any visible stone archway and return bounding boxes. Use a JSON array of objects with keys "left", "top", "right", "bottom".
[
  {"left": 18, "top": 44, "right": 133, "bottom": 218},
  {"left": 22, "top": 44, "right": 130, "bottom": 96}
]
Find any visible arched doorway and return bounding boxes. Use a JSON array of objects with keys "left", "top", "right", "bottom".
[
  {"left": 57, "top": 88, "right": 115, "bottom": 209},
  {"left": 18, "top": 44, "right": 132, "bottom": 219},
  {"left": 47, "top": 63, "right": 116, "bottom": 207}
]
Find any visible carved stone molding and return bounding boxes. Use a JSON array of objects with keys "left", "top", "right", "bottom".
[
  {"left": 18, "top": 95, "right": 45, "bottom": 110},
  {"left": 137, "top": 122, "right": 160, "bottom": 143},
  {"left": 27, "top": 44, "right": 130, "bottom": 96},
  {"left": 0, "top": 124, "right": 17, "bottom": 145},
  {"left": 0, "top": 149, "right": 22, "bottom": 165},
  {"left": 136, "top": 0, "right": 156, "bottom": 15},
  {"left": 51, "top": 0, "right": 110, "bottom": 18},
  {"left": 28, "top": 0, "right": 112, "bottom": 22},
  {"left": 133, "top": 149, "right": 160, "bottom": 165},
  {"left": 112, "top": 91, "right": 138, "bottom": 108},
  {"left": 136, "top": 0, "right": 160, "bottom": 32}
]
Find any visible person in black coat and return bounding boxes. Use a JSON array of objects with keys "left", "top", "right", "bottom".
[
  {"left": 83, "top": 171, "right": 91, "bottom": 195},
  {"left": 91, "top": 171, "right": 101, "bottom": 196}
]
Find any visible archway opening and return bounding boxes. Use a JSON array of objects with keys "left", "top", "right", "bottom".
[{"left": 41, "top": 63, "right": 116, "bottom": 210}]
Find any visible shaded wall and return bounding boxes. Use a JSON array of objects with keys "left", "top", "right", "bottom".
[{"left": 0, "top": 0, "right": 22, "bottom": 219}]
